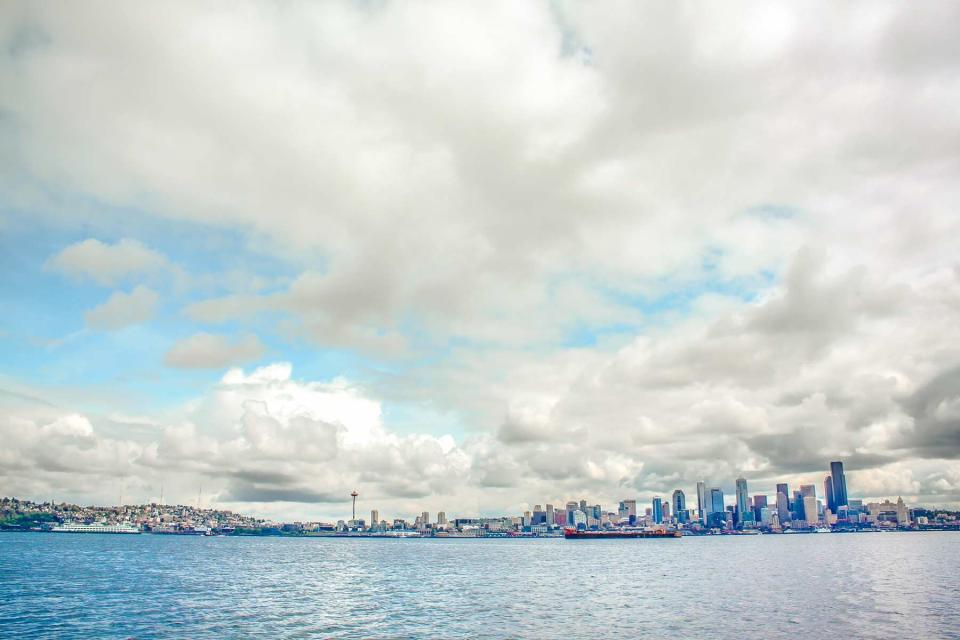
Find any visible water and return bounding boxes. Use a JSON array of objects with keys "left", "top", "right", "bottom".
[{"left": 1, "top": 532, "right": 958, "bottom": 639}]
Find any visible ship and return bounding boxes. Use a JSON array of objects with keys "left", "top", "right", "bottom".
[
  {"left": 50, "top": 522, "right": 141, "bottom": 534},
  {"left": 564, "top": 528, "right": 681, "bottom": 539}
]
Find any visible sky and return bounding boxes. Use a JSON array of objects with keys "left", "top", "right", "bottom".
[{"left": 1, "top": 1, "right": 959, "bottom": 522}]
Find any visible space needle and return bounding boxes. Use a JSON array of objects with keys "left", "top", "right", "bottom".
[{"left": 350, "top": 490, "right": 359, "bottom": 522}]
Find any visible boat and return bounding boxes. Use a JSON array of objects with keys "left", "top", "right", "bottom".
[
  {"left": 564, "top": 528, "right": 681, "bottom": 539},
  {"left": 50, "top": 522, "right": 141, "bottom": 534}
]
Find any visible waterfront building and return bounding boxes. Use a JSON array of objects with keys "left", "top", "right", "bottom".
[
  {"left": 710, "top": 488, "right": 724, "bottom": 516},
  {"left": 752, "top": 494, "right": 767, "bottom": 522},
  {"left": 566, "top": 502, "right": 578, "bottom": 527},
  {"left": 532, "top": 505, "right": 545, "bottom": 525},
  {"left": 619, "top": 499, "right": 637, "bottom": 524},
  {"left": 867, "top": 497, "right": 909, "bottom": 526},
  {"left": 776, "top": 490, "right": 790, "bottom": 524},
  {"left": 796, "top": 485, "right": 816, "bottom": 526},
  {"left": 802, "top": 495, "right": 818, "bottom": 527},
  {"left": 696, "top": 481, "right": 707, "bottom": 522},
  {"left": 652, "top": 497, "right": 663, "bottom": 524},
  {"left": 735, "top": 477, "right": 752, "bottom": 525},
  {"left": 793, "top": 490, "right": 804, "bottom": 521},
  {"left": 706, "top": 510, "right": 728, "bottom": 529},
  {"left": 573, "top": 510, "right": 587, "bottom": 529},
  {"left": 830, "top": 461, "right": 849, "bottom": 510},
  {"left": 776, "top": 483, "right": 789, "bottom": 505},
  {"left": 672, "top": 490, "right": 686, "bottom": 524},
  {"left": 759, "top": 507, "right": 773, "bottom": 526},
  {"left": 591, "top": 504, "right": 602, "bottom": 521}
]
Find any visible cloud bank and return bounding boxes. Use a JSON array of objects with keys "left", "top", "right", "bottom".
[{"left": 1, "top": 1, "right": 959, "bottom": 518}]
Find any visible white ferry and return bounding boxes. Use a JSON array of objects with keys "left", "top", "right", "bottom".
[{"left": 50, "top": 522, "right": 141, "bottom": 534}]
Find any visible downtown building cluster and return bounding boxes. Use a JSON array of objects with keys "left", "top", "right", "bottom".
[{"left": 348, "top": 459, "right": 953, "bottom": 536}]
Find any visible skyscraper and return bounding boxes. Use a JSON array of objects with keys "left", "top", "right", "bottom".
[
  {"left": 532, "top": 505, "right": 545, "bottom": 525},
  {"left": 652, "top": 497, "right": 663, "bottom": 524},
  {"left": 776, "top": 483, "right": 789, "bottom": 504},
  {"left": 776, "top": 489, "right": 790, "bottom": 524},
  {"left": 799, "top": 485, "right": 816, "bottom": 526},
  {"left": 437, "top": 511, "right": 447, "bottom": 526},
  {"left": 566, "top": 502, "right": 578, "bottom": 528},
  {"left": 830, "top": 461, "right": 848, "bottom": 509},
  {"left": 545, "top": 504, "right": 555, "bottom": 527},
  {"left": 672, "top": 490, "right": 686, "bottom": 523},
  {"left": 370, "top": 509, "right": 379, "bottom": 529},
  {"left": 825, "top": 475, "right": 836, "bottom": 513},
  {"left": 752, "top": 495, "right": 767, "bottom": 522},
  {"left": 793, "top": 490, "right": 804, "bottom": 520},
  {"left": 697, "top": 481, "right": 707, "bottom": 522},
  {"left": 710, "top": 488, "right": 724, "bottom": 515},
  {"left": 735, "top": 477, "right": 752, "bottom": 525},
  {"left": 707, "top": 488, "right": 726, "bottom": 528},
  {"left": 803, "top": 495, "right": 818, "bottom": 526}
]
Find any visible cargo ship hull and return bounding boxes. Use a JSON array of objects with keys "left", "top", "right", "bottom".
[{"left": 564, "top": 529, "right": 680, "bottom": 539}]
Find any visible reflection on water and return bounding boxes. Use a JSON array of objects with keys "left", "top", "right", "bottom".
[{"left": 1, "top": 532, "right": 958, "bottom": 638}]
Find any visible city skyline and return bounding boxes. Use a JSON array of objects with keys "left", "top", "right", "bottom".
[
  {"left": 3, "top": 458, "right": 943, "bottom": 525},
  {"left": 2, "top": 2, "right": 960, "bottom": 521}
]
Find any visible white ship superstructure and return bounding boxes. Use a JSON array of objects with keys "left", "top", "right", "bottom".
[{"left": 50, "top": 522, "right": 141, "bottom": 534}]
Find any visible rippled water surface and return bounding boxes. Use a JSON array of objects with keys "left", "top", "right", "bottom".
[{"left": 1, "top": 532, "right": 958, "bottom": 638}]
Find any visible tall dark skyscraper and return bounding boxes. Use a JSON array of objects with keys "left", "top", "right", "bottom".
[
  {"left": 825, "top": 475, "right": 836, "bottom": 512},
  {"left": 830, "top": 460, "right": 848, "bottom": 508},
  {"left": 672, "top": 489, "right": 686, "bottom": 523},
  {"left": 735, "top": 477, "right": 752, "bottom": 525},
  {"left": 696, "top": 481, "right": 707, "bottom": 522}
]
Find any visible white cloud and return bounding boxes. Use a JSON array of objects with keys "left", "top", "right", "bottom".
[
  {"left": 84, "top": 285, "right": 158, "bottom": 330},
  {"left": 45, "top": 238, "right": 169, "bottom": 286},
  {"left": 164, "top": 333, "right": 265, "bottom": 369},
  {"left": 14, "top": 1, "right": 958, "bottom": 354},
  {"left": 0, "top": 364, "right": 476, "bottom": 518}
]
